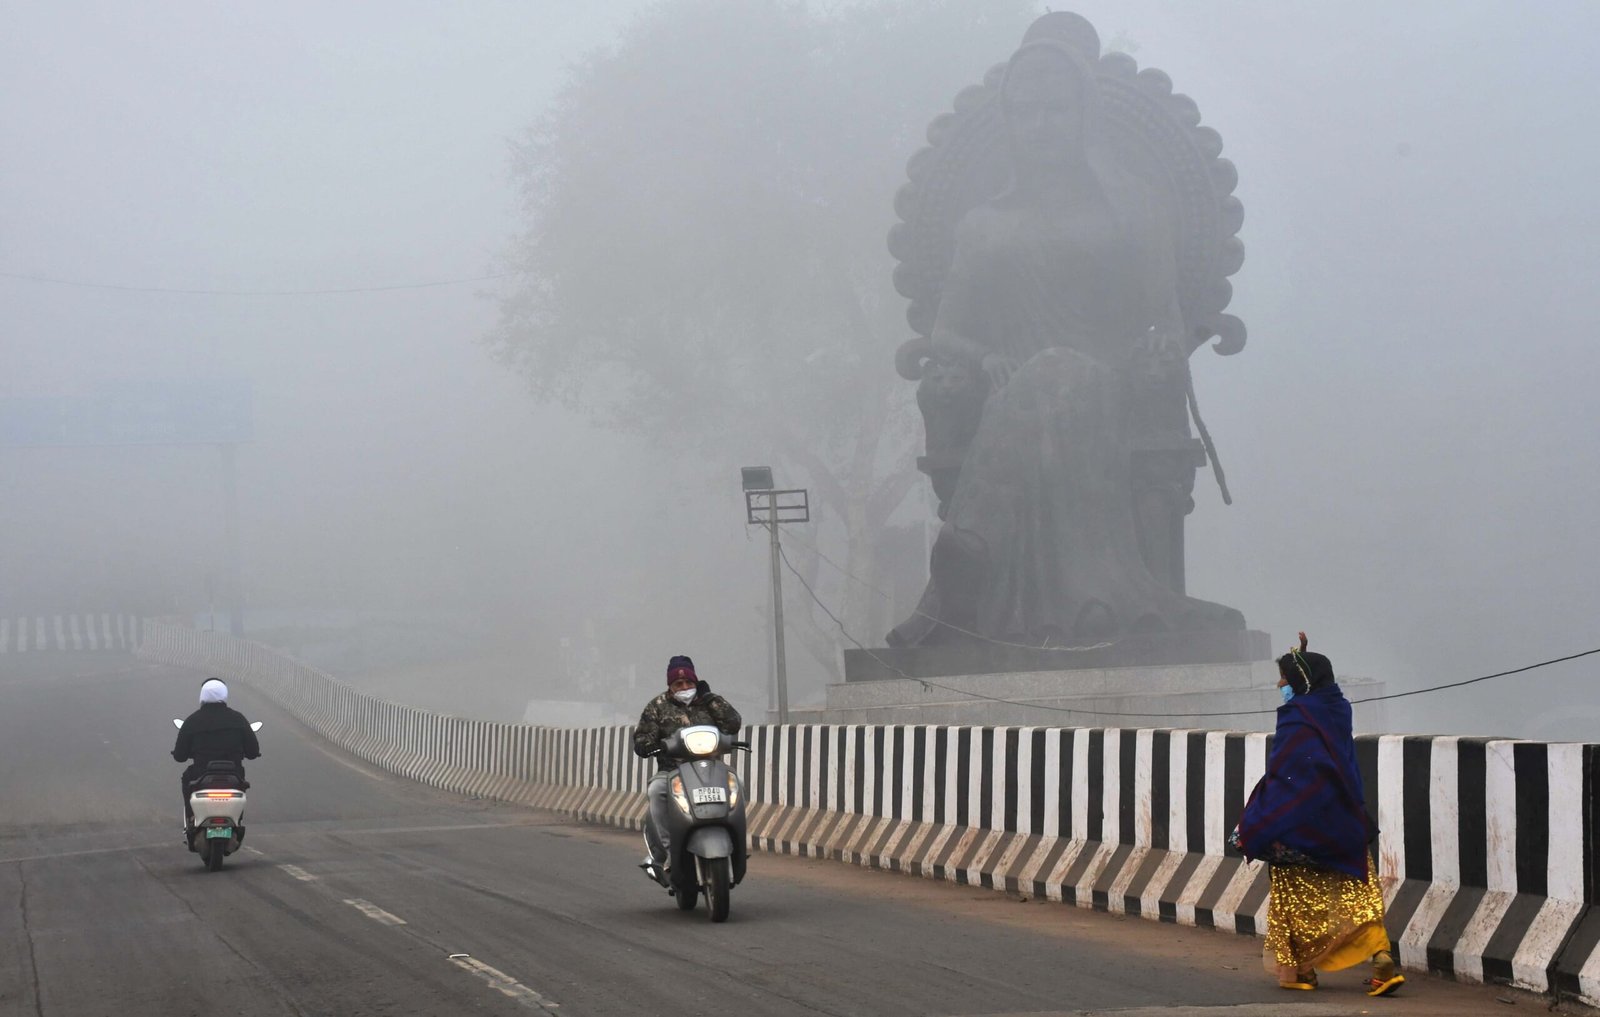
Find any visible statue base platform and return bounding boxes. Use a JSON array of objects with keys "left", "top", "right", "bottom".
[
  {"left": 842, "top": 628, "right": 1273, "bottom": 682},
  {"left": 790, "top": 631, "right": 1386, "bottom": 732}
]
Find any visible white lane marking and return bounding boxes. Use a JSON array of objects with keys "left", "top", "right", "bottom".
[
  {"left": 447, "top": 954, "right": 560, "bottom": 1012},
  {"left": 278, "top": 864, "right": 316, "bottom": 882},
  {"left": 344, "top": 898, "right": 407, "bottom": 925},
  {"left": 243, "top": 846, "right": 264, "bottom": 856}
]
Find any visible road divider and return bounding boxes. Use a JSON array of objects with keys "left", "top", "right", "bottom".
[
  {"left": 0, "top": 613, "right": 145, "bottom": 653},
  {"left": 138, "top": 622, "right": 1600, "bottom": 1007}
]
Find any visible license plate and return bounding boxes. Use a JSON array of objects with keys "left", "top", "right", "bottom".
[
  {"left": 691, "top": 786, "right": 727, "bottom": 805},
  {"left": 205, "top": 827, "right": 233, "bottom": 839}
]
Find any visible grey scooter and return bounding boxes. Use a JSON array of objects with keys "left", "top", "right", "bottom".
[{"left": 640, "top": 724, "right": 750, "bottom": 922}]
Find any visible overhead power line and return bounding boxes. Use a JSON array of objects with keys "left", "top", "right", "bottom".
[
  {"left": 773, "top": 538, "right": 1600, "bottom": 721},
  {"left": 780, "top": 527, "right": 1110, "bottom": 654},
  {"left": 1349, "top": 647, "right": 1600, "bottom": 706},
  {"left": 0, "top": 269, "right": 515, "bottom": 296}
]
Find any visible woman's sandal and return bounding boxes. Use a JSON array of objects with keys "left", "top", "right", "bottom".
[
  {"left": 1365, "top": 951, "right": 1405, "bottom": 996},
  {"left": 1365, "top": 974, "right": 1406, "bottom": 996},
  {"left": 1279, "top": 970, "right": 1317, "bottom": 991}
]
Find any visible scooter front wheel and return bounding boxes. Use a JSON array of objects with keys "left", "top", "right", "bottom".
[
  {"left": 672, "top": 867, "right": 698, "bottom": 910},
  {"left": 703, "top": 856, "right": 731, "bottom": 923}
]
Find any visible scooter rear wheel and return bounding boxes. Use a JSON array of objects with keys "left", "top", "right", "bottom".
[
  {"left": 704, "top": 857, "right": 731, "bottom": 922},
  {"left": 204, "top": 839, "right": 225, "bottom": 871}
]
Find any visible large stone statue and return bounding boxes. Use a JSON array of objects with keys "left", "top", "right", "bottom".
[{"left": 888, "top": 12, "right": 1248, "bottom": 649}]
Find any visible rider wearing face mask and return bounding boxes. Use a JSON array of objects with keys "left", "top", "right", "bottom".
[{"left": 632, "top": 654, "right": 742, "bottom": 871}]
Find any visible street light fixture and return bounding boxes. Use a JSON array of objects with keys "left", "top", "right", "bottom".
[
  {"left": 741, "top": 466, "right": 808, "bottom": 724},
  {"left": 740, "top": 466, "right": 774, "bottom": 492}
]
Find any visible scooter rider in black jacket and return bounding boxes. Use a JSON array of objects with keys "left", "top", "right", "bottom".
[
  {"left": 172, "top": 678, "right": 260, "bottom": 837},
  {"left": 632, "top": 655, "right": 741, "bottom": 873}
]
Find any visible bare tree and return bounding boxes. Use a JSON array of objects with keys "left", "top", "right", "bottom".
[{"left": 490, "top": 0, "right": 1039, "bottom": 674}]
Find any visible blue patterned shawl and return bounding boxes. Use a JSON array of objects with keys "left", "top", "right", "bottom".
[{"left": 1236, "top": 684, "right": 1372, "bottom": 879}]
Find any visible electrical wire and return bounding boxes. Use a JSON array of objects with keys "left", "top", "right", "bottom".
[
  {"left": 777, "top": 526, "right": 1111, "bottom": 654},
  {"left": 777, "top": 542, "right": 1112, "bottom": 716},
  {"left": 1347, "top": 647, "right": 1600, "bottom": 705},
  {"left": 773, "top": 540, "right": 1600, "bottom": 721},
  {"left": 0, "top": 269, "right": 515, "bottom": 296}
]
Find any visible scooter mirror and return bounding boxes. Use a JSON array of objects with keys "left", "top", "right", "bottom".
[
  {"left": 250, "top": 721, "right": 263, "bottom": 731},
  {"left": 172, "top": 718, "right": 183, "bottom": 729}
]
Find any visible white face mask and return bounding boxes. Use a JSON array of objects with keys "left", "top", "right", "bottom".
[{"left": 672, "top": 688, "right": 696, "bottom": 705}]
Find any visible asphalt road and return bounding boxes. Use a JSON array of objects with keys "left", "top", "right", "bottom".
[{"left": 0, "top": 655, "right": 1586, "bottom": 1017}]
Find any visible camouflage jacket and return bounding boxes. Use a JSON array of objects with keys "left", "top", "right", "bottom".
[{"left": 632, "top": 682, "right": 742, "bottom": 767}]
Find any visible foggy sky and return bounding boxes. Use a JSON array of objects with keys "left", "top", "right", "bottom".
[{"left": 3, "top": 1, "right": 1597, "bottom": 739}]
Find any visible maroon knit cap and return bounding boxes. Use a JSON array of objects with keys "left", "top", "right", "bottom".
[{"left": 666, "top": 654, "right": 697, "bottom": 686}]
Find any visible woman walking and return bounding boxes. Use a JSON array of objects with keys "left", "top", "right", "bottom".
[{"left": 1234, "top": 632, "right": 1405, "bottom": 996}]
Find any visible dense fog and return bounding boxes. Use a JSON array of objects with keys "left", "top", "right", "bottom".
[{"left": 3, "top": 1, "right": 1596, "bottom": 740}]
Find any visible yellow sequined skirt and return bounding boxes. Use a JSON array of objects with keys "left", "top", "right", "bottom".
[{"left": 1262, "top": 857, "right": 1391, "bottom": 982}]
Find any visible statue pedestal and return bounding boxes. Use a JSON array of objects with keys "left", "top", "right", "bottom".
[
  {"left": 801, "top": 632, "right": 1387, "bottom": 732},
  {"left": 846, "top": 629, "right": 1272, "bottom": 681}
]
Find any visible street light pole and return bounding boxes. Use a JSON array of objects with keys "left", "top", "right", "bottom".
[
  {"left": 742, "top": 466, "right": 807, "bottom": 726},
  {"left": 767, "top": 494, "right": 788, "bottom": 724}
]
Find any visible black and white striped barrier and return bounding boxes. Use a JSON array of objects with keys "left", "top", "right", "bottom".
[
  {"left": 136, "top": 623, "right": 1599, "bottom": 1006},
  {"left": 0, "top": 613, "right": 144, "bottom": 653}
]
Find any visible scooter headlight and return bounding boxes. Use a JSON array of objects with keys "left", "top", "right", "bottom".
[
  {"left": 726, "top": 772, "right": 740, "bottom": 809},
  {"left": 681, "top": 728, "right": 720, "bottom": 757},
  {"left": 670, "top": 776, "right": 691, "bottom": 815}
]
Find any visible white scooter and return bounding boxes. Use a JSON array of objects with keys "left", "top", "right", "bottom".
[{"left": 171, "top": 718, "right": 262, "bottom": 871}]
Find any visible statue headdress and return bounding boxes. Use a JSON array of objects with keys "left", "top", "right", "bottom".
[
  {"left": 890, "top": 11, "right": 1246, "bottom": 381},
  {"left": 997, "top": 31, "right": 1124, "bottom": 204}
]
